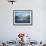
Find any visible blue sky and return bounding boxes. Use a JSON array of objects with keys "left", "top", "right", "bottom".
[{"left": 15, "top": 11, "right": 31, "bottom": 17}]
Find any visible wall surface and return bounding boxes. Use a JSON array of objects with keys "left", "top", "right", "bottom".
[{"left": 0, "top": 0, "right": 46, "bottom": 42}]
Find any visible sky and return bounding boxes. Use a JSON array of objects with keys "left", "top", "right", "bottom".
[{"left": 15, "top": 10, "right": 31, "bottom": 17}]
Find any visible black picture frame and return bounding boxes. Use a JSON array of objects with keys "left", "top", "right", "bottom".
[{"left": 13, "top": 10, "right": 33, "bottom": 25}]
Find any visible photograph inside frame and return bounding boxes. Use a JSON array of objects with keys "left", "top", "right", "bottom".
[{"left": 13, "top": 10, "right": 32, "bottom": 25}]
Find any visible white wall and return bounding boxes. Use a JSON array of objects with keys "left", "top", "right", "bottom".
[{"left": 0, "top": 0, "right": 46, "bottom": 42}]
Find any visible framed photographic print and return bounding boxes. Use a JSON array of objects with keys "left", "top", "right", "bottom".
[{"left": 13, "top": 10, "right": 32, "bottom": 25}]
